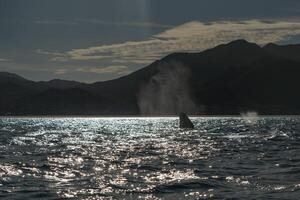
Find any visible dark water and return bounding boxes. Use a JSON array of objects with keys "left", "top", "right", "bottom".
[{"left": 0, "top": 117, "right": 300, "bottom": 200}]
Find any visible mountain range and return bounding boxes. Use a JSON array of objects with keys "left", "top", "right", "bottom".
[{"left": 1, "top": 39, "right": 300, "bottom": 116}]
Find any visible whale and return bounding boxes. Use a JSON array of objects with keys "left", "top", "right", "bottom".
[{"left": 179, "top": 113, "right": 194, "bottom": 129}]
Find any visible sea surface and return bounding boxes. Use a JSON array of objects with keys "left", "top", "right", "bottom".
[{"left": 0, "top": 117, "right": 300, "bottom": 200}]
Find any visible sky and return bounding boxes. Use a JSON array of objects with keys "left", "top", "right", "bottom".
[{"left": 1, "top": 0, "right": 300, "bottom": 82}]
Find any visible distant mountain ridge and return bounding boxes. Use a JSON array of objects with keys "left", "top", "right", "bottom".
[{"left": 1, "top": 39, "right": 300, "bottom": 115}]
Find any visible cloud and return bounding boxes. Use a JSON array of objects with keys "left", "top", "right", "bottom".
[
  {"left": 53, "top": 69, "right": 68, "bottom": 75},
  {"left": 34, "top": 19, "right": 172, "bottom": 28},
  {"left": 77, "top": 19, "right": 173, "bottom": 28},
  {"left": 0, "top": 58, "right": 10, "bottom": 62},
  {"left": 34, "top": 20, "right": 79, "bottom": 26},
  {"left": 49, "top": 19, "right": 300, "bottom": 65},
  {"left": 37, "top": 49, "right": 66, "bottom": 57},
  {"left": 36, "top": 49, "right": 68, "bottom": 61},
  {"left": 76, "top": 65, "right": 131, "bottom": 75}
]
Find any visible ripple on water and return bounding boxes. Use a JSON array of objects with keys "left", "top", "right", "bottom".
[{"left": 0, "top": 117, "right": 300, "bottom": 199}]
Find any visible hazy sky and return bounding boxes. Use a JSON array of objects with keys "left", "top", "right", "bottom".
[{"left": 1, "top": 0, "right": 300, "bottom": 82}]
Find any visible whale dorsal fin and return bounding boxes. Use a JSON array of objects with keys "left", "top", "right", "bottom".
[{"left": 179, "top": 113, "right": 194, "bottom": 129}]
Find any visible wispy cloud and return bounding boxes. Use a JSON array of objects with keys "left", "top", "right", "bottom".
[
  {"left": 76, "top": 65, "right": 131, "bottom": 75},
  {"left": 34, "top": 19, "right": 172, "bottom": 29},
  {"left": 77, "top": 19, "right": 174, "bottom": 28},
  {"left": 34, "top": 20, "right": 79, "bottom": 26},
  {"left": 53, "top": 69, "right": 68, "bottom": 75},
  {"left": 36, "top": 49, "right": 67, "bottom": 61},
  {"left": 47, "top": 19, "right": 300, "bottom": 66},
  {"left": 0, "top": 58, "right": 10, "bottom": 62}
]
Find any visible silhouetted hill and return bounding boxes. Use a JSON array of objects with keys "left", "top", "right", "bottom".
[
  {"left": 1, "top": 39, "right": 300, "bottom": 115},
  {"left": 12, "top": 88, "right": 112, "bottom": 115},
  {"left": 38, "top": 79, "right": 84, "bottom": 89},
  {"left": 263, "top": 43, "right": 300, "bottom": 62},
  {"left": 0, "top": 72, "right": 28, "bottom": 82}
]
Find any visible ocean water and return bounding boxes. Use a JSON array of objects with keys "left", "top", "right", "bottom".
[{"left": 0, "top": 117, "right": 300, "bottom": 200}]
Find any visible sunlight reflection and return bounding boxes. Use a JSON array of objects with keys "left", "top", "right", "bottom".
[{"left": 1, "top": 117, "right": 298, "bottom": 199}]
